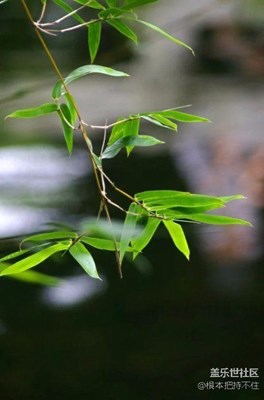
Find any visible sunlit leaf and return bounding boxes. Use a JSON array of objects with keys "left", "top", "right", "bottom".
[
  {"left": 52, "top": 65, "right": 129, "bottom": 98},
  {"left": 6, "top": 103, "right": 58, "bottom": 119},
  {"left": 69, "top": 241, "right": 101, "bottom": 279},
  {"left": 102, "top": 135, "right": 163, "bottom": 159},
  {"left": 0, "top": 243, "right": 70, "bottom": 276},
  {"left": 107, "top": 19, "right": 138, "bottom": 43},
  {"left": 132, "top": 217, "right": 160, "bottom": 259},
  {"left": 88, "top": 21, "right": 102, "bottom": 63},
  {"left": 163, "top": 220, "right": 190, "bottom": 260}
]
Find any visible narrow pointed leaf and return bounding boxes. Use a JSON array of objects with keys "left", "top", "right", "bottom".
[
  {"left": 0, "top": 248, "right": 31, "bottom": 263},
  {"left": 74, "top": 0, "right": 105, "bottom": 9},
  {"left": 136, "top": 190, "right": 189, "bottom": 201},
  {"left": 53, "top": 0, "right": 85, "bottom": 23},
  {"left": 137, "top": 19, "right": 194, "bottom": 55},
  {"left": 0, "top": 243, "right": 69, "bottom": 276},
  {"left": 6, "top": 103, "right": 58, "bottom": 119},
  {"left": 52, "top": 65, "right": 129, "bottom": 99},
  {"left": 122, "top": 0, "right": 158, "bottom": 10},
  {"left": 88, "top": 21, "right": 102, "bottom": 63},
  {"left": 80, "top": 236, "right": 134, "bottom": 252},
  {"left": 65, "top": 93, "right": 77, "bottom": 125},
  {"left": 142, "top": 115, "right": 177, "bottom": 131},
  {"left": 58, "top": 103, "right": 74, "bottom": 154},
  {"left": 107, "top": 19, "right": 138, "bottom": 43},
  {"left": 21, "top": 231, "right": 77, "bottom": 245},
  {"left": 181, "top": 214, "right": 252, "bottom": 226},
  {"left": 69, "top": 241, "right": 101, "bottom": 280},
  {"left": 8, "top": 270, "right": 61, "bottom": 285},
  {"left": 120, "top": 203, "right": 141, "bottom": 262},
  {"left": 102, "top": 135, "right": 163, "bottom": 159},
  {"left": 132, "top": 217, "right": 160, "bottom": 259},
  {"left": 163, "top": 220, "right": 190, "bottom": 260},
  {"left": 158, "top": 110, "right": 209, "bottom": 123}
]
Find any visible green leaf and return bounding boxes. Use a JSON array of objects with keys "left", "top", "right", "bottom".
[
  {"left": 158, "top": 110, "right": 210, "bottom": 123},
  {"left": 58, "top": 103, "right": 74, "bottom": 154},
  {"left": 132, "top": 217, "right": 160, "bottom": 259},
  {"left": 69, "top": 242, "right": 101, "bottom": 280},
  {"left": 6, "top": 103, "right": 58, "bottom": 119},
  {"left": 136, "top": 19, "right": 194, "bottom": 55},
  {"left": 65, "top": 93, "right": 78, "bottom": 125},
  {"left": 108, "top": 118, "right": 130, "bottom": 145},
  {"left": 102, "top": 134, "right": 163, "bottom": 159},
  {"left": 52, "top": 65, "right": 129, "bottom": 98},
  {"left": 0, "top": 243, "right": 69, "bottom": 276},
  {"left": 136, "top": 190, "right": 187, "bottom": 201},
  {"left": 120, "top": 202, "right": 141, "bottom": 262},
  {"left": 142, "top": 114, "right": 177, "bottom": 131},
  {"left": 105, "top": 0, "right": 116, "bottom": 6},
  {"left": 180, "top": 213, "right": 252, "bottom": 226},
  {"left": 122, "top": 0, "right": 158, "bottom": 10},
  {"left": 81, "top": 237, "right": 118, "bottom": 251},
  {"left": 53, "top": 0, "right": 85, "bottom": 23},
  {"left": 107, "top": 19, "right": 138, "bottom": 43},
  {"left": 21, "top": 231, "right": 77, "bottom": 245},
  {"left": 136, "top": 191, "right": 224, "bottom": 210},
  {"left": 74, "top": 0, "right": 105, "bottom": 9},
  {"left": 88, "top": 21, "right": 102, "bottom": 63},
  {"left": 0, "top": 248, "right": 31, "bottom": 263},
  {"left": 163, "top": 220, "right": 190, "bottom": 260},
  {"left": 99, "top": 7, "right": 124, "bottom": 18},
  {"left": 80, "top": 236, "right": 135, "bottom": 252},
  {"left": 7, "top": 270, "right": 61, "bottom": 286}
]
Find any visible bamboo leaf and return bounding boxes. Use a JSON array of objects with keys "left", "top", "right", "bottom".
[
  {"left": 58, "top": 103, "right": 74, "bottom": 154},
  {"left": 74, "top": 0, "right": 105, "bottom": 9},
  {"left": 69, "top": 242, "right": 101, "bottom": 280},
  {"left": 80, "top": 236, "right": 134, "bottom": 252},
  {"left": 52, "top": 65, "right": 129, "bottom": 99},
  {"left": 158, "top": 110, "right": 210, "bottom": 123},
  {"left": 88, "top": 21, "right": 102, "bottom": 63},
  {"left": 107, "top": 19, "right": 138, "bottom": 43},
  {"left": 53, "top": 0, "right": 85, "bottom": 23},
  {"left": 122, "top": 0, "right": 158, "bottom": 10},
  {"left": 0, "top": 243, "right": 69, "bottom": 276},
  {"left": 7, "top": 271, "right": 61, "bottom": 285},
  {"left": 6, "top": 103, "right": 58, "bottom": 119},
  {"left": 142, "top": 115, "right": 177, "bottom": 131},
  {"left": 180, "top": 214, "right": 252, "bottom": 226},
  {"left": 0, "top": 249, "right": 31, "bottom": 263},
  {"left": 21, "top": 231, "right": 77, "bottom": 245},
  {"left": 136, "top": 19, "right": 194, "bottom": 55},
  {"left": 132, "top": 217, "right": 160, "bottom": 259},
  {"left": 102, "top": 135, "right": 163, "bottom": 159},
  {"left": 163, "top": 220, "right": 190, "bottom": 260},
  {"left": 120, "top": 203, "right": 141, "bottom": 263}
]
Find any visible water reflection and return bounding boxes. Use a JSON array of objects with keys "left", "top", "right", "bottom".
[
  {"left": 42, "top": 275, "right": 107, "bottom": 308},
  {"left": 0, "top": 145, "right": 88, "bottom": 237}
]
